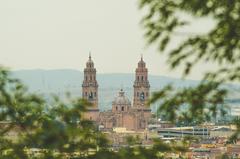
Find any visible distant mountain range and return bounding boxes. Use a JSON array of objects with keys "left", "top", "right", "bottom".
[{"left": 11, "top": 69, "right": 240, "bottom": 111}]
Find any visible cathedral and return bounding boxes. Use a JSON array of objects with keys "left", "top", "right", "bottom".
[{"left": 82, "top": 55, "right": 151, "bottom": 131}]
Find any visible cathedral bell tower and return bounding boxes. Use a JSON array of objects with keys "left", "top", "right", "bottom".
[
  {"left": 133, "top": 55, "right": 150, "bottom": 108},
  {"left": 82, "top": 54, "right": 99, "bottom": 121}
]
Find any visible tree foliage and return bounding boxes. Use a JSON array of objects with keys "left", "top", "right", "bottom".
[
  {"left": 1, "top": 0, "right": 240, "bottom": 158},
  {"left": 139, "top": 0, "right": 240, "bottom": 143},
  {"left": 0, "top": 67, "right": 108, "bottom": 158},
  {"left": 150, "top": 82, "right": 227, "bottom": 123},
  {"left": 139, "top": 0, "right": 240, "bottom": 75},
  {"left": 0, "top": 68, "right": 188, "bottom": 158}
]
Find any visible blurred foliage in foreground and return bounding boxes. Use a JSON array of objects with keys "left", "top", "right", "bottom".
[
  {"left": 1, "top": 0, "right": 240, "bottom": 158},
  {"left": 0, "top": 67, "right": 188, "bottom": 158},
  {"left": 140, "top": 0, "right": 240, "bottom": 142},
  {"left": 0, "top": 67, "right": 105, "bottom": 158}
]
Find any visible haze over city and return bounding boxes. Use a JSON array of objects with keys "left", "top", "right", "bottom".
[{"left": 0, "top": 0, "right": 216, "bottom": 80}]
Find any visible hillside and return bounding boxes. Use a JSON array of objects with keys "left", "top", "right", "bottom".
[{"left": 12, "top": 69, "right": 240, "bottom": 110}]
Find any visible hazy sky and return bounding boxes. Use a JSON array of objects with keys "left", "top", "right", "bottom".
[{"left": 0, "top": 0, "right": 216, "bottom": 79}]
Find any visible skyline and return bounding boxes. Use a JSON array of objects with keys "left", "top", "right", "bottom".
[{"left": 0, "top": 0, "right": 216, "bottom": 80}]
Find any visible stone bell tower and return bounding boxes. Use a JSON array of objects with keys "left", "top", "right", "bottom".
[
  {"left": 82, "top": 54, "right": 99, "bottom": 121},
  {"left": 133, "top": 55, "right": 150, "bottom": 109}
]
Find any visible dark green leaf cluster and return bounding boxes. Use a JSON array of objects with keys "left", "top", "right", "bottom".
[{"left": 0, "top": 67, "right": 107, "bottom": 158}]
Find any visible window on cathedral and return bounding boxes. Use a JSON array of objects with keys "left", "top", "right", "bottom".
[
  {"left": 137, "top": 76, "right": 139, "bottom": 81},
  {"left": 141, "top": 76, "right": 144, "bottom": 81},
  {"left": 116, "top": 107, "right": 118, "bottom": 111},
  {"left": 121, "top": 106, "right": 124, "bottom": 111},
  {"left": 90, "top": 76, "right": 92, "bottom": 80},
  {"left": 140, "top": 92, "right": 145, "bottom": 101},
  {"left": 89, "top": 92, "right": 93, "bottom": 100}
]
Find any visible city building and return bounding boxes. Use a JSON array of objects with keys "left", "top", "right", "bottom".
[
  {"left": 157, "top": 127, "right": 210, "bottom": 139},
  {"left": 210, "top": 126, "right": 235, "bottom": 138},
  {"left": 82, "top": 55, "right": 151, "bottom": 131}
]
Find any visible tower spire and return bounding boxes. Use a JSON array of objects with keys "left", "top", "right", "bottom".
[
  {"left": 133, "top": 55, "right": 150, "bottom": 108},
  {"left": 82, "top": 55, "right": 99, "bottom": 121},
  {"left": 89, "top": 52, "right": 91, "bottom": 60}
]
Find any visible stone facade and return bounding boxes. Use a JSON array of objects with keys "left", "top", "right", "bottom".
[
  {"left": 82, "top": 55, "right": 151, "bottom": 131},
  {"left": 99, "top": 89, "right": 150, "bottom": 131}
]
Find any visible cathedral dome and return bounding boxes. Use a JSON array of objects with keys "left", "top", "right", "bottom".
[{"left": 112, "top": 89, "right": 131, "bottom": 106}]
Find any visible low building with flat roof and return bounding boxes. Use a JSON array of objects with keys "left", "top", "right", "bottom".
[{"left": 157, "top": 127, "right": 210, "bottom": 139}]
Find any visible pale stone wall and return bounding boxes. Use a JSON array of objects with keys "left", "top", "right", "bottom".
[{"left": 83, "top": 110, "right": 99, "bottom": 121}]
